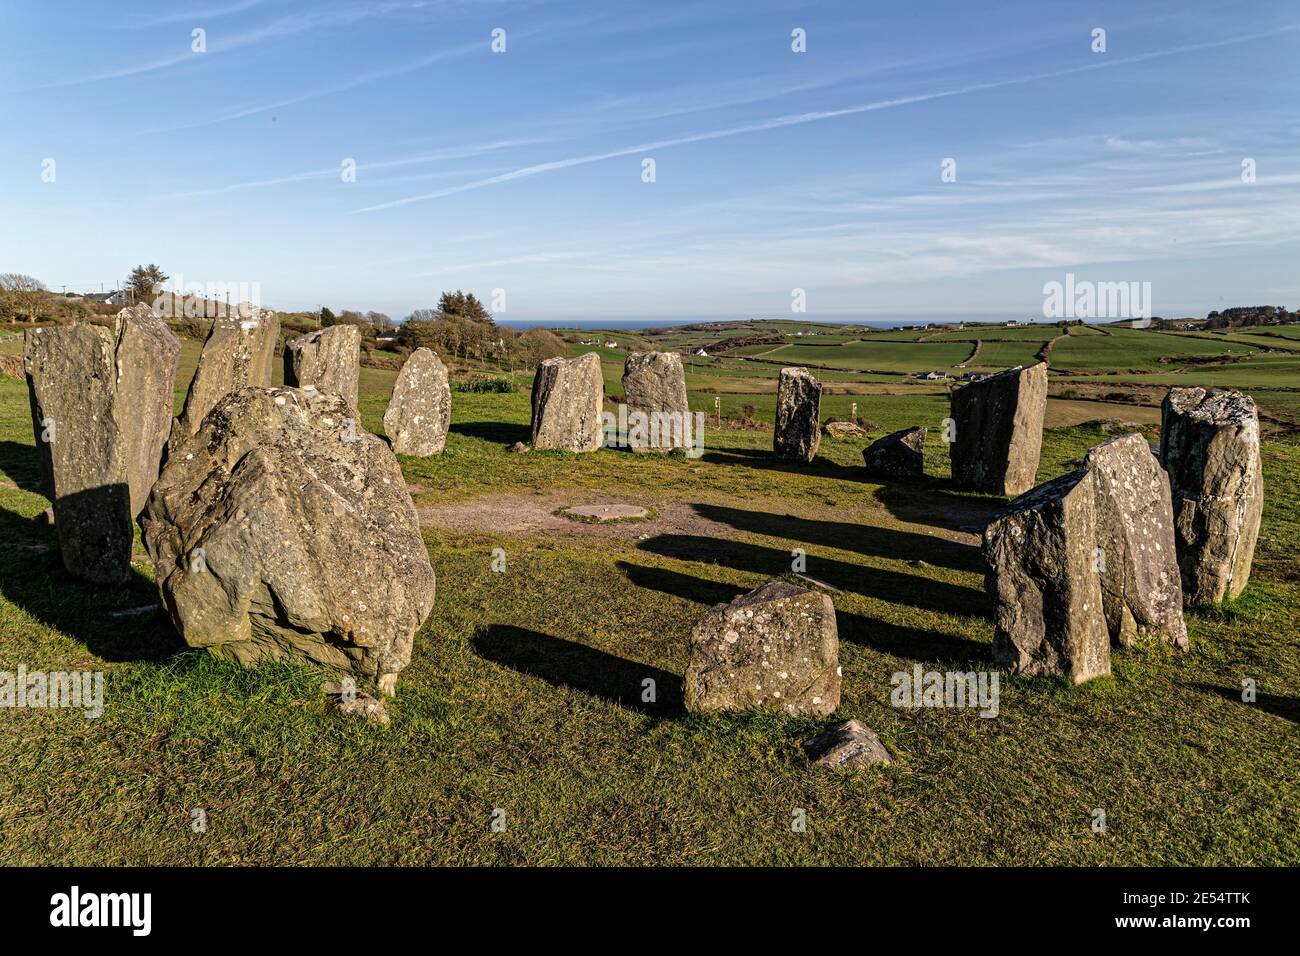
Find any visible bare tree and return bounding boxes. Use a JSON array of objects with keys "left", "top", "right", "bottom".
[{"left": 0, "top": 273, "right": 48, "bottom": 322}]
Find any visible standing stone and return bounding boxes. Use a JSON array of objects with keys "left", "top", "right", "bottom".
[
  {"left": 684, "top": 580, "right": 840, "bottom": 716},
  {"left": 284, "top": 324, "right": 361, "bottom": 409},
  {"left": 24, "top": 308, "right": 180, "bottom": 583},
  {"left": 1160, "top": 387, "right": 1263, "bottom": 605},
  {"left": 983, "top": 469, "right": 1111, "bottom": 683},
  {"left": 1083, "top": 433, "right": 1187, "bottom": 650},
  {"left": 622, "top": 350, "right": 689, "bottom": 451},
  {"left": 141, "top": 386, "right": 435, "bottom": 694},
  {"left": 950, "top": 363, "right": 1047, "bottom": 496},
  {"left": 174, "top": 309, "right": 279, "bottom": 439},
  {"left": 531, "top": 352, "right": 604, "bottom": 452},
  {"left": 383, "top": 348, "right": 451, "bottom": 456},
  {"left": 862, "top": 426, "right": 926, "bottom": 479},
  {"left": 773, "top": 367, "right": 822, "bottom": 462}
]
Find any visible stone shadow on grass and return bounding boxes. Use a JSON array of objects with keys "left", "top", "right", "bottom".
[
  {"left": 472, "top": 624, "right": 684, "bottom": 717},
  {"left": 0, "top": 439, "right": 46, "bottom": 495},
  {"left": 449, "top": 420, "right": 531, "bottom": 447},
  {"left": 1189, "top": 682, "right": 1299, "bottom": 725},
  {"left": 872, "top": 483, "right": 1006, "bottom": 536},
  {"left": 699, "top": 444, "right": 860, "bottom": 479},
  {"left": 691, "top": 502, "right": 981, "bottom": 573},
  {"left": 617, "top": 561, "right": 988, "bottom": 668},
  {"left": 635, "top": 533, "right": 988, "bottom": 619}
]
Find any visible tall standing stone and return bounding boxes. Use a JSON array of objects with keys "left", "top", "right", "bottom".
[
  {"left": 284, "top": 324, "right": 361, "bottom": 410},
  {"left": 531, "top": 352, "right": 604, "bottom": 452},
  {"left": 1084, "top": 433, "right": 1188, "bottom": 650},
  {"left": 950, "top": 362, "right": 1047, "bottom": 496},
  {"left": 383, "top": 348, "right": 451, "bottom": 456},
  {"left": 684, "top": 580, "right": 840, "bottom": 716},
  {"left": 24, "top": 307, "right": 181, "bottom": 583},
  {"left": 1160, "top": 387, "right": 1263, "bottom": 605},
  {"left": 174, "top": 309, "right": 279, "bottom": 440},
  {"left": 983, "top": 469, "right": 1111, "bottom": 683},
  {"left": 141, "top": 386, "right": 435, "bottom": 694},
  {"left": 621, "top": 351, "right": 689, "bottom": 451},
  {"left": 773, "top": 367, "right": 822, "bottom": 462}
]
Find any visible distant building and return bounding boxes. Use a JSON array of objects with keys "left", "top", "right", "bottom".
[
  {"left": 694, "top": 348, "right": 709, "bottom": 357},
  {"left": 604, "top": 340, "right": 618, "bottom": 348}
]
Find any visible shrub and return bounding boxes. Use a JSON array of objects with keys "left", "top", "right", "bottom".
[{"left": 453, "top": 375, "right": 517, "bottom": 394}]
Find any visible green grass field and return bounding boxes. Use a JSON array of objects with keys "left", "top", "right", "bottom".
[{"left": 0, "top": 320, "right": 1296, "bottom": 865}]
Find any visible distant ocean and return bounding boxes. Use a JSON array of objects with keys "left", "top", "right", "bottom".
[{"left": 499, "top": 313, "right": 1048, "bottom": 332}]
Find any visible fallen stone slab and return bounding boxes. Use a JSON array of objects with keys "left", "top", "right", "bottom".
[
  {"left": 1160, "top": 387, "right": 1263, "bottom": 605},
  {"left": 950, "top": 363, "right": 1047, "bottom": 496},
  {"left": 622, "top": 350, "right": 689, "bottom": 451},
  {"left": 142, "top": 386, "right": 435, "bottom": 694},
  {"left": 862, "top": 426, "right": 926, "bottom": 479},
  {"left": 24, "top": 307, "right": 180, "bottom": 583},
  {"left": 803, "top": 719, "right": 892, "bottom": 769},
  {"left": 685, "top": 579, "right": 840, "bottom": 716},
  {"left": 774, "top": 367, "right": 822, "bottom": 462},
  {"left": 822, "top": 420, "right": 867, "bottom": 439},
  {"left": 560, "top": 504, "right": 650, "bottom": 522},
  {"left": 284, "top": 323, "right": 361, "bottom": 410},
  {"left": 1083, "top": 433, "right": 1188, "bottom": 650},
  {"left": 383, "top": 347, "right": 451, "bottom": 456},
  {"left": 531, "top": 351, "right": 603, "bottom": 452},
  {"left": 174, "top": 310, "right": 279, "bottom": 440},
  {"left": 983, "top": 468, "right": 1111, "bottom": 683}
]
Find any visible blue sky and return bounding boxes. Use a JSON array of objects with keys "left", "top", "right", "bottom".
[{"left": 2, "top": 0, "right": 1298, "bottom": 322}]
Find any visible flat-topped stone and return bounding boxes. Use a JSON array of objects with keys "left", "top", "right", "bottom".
[
  {"left": 950, "top": 362, "right": 1047, "bottom": 496},
  {"left": 561, "top": 503, "right": 649, "bottom": 522}
]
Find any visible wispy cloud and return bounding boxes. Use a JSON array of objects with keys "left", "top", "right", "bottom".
[{"left": 357, "top": 23, "right": 1300, "bottom": 213}]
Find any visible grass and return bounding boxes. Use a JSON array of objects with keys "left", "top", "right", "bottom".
[{"left": 0, "top": 325, "right": 1297, "bottom": 865}]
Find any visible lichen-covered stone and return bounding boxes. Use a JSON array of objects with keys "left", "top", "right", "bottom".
[
  {"left": 24, "top": 307, "right": 180, "bottom": 583},
  {"left": 530, "top": 352, "right": 603, "bottom": 452},
  {"left": 1083, "top": 433, "right": 1187, "bottom": 649},
  {"left": 1160, "top": 387, "right": 1263, "bottom": 605},
  {"left": 950, "top": 363, "right": 1047, "bottom": 496},
  {"left": 621, "top": 351, "right": 689, "bottom": 451},
  {"left": 383, "top": 348, "right": 451, "bottom": 456},
  {"left": 174, "top": 310, "right": 279, "bottom": 439},
  {"left": 983, "top": 469, "right": 1111, "bottom": 683},
  {"left": 862, "top": 426, "right": 926, "bottom": 479},
  {"left": 822, "top": 420, "right": 867, "bottom": 439},
  {"left": 773, "top": 367, "right": 822, "bottom": 462},
  {"left": 141, "top": 386, "right": 435, "bottom": 693},
  {"left": 685, "top": 580, "right": 840, "bottom": 715},
  {"left": 284, "top": 324, "right": 361, "bottom": 410},
  {"left": 803, "top": 719, "right": 892, "bottom": 768}
]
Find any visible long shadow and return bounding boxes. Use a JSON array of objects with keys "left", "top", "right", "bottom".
[
  {"left": 872, "top": 483, "right": 1006, "bottom": 536},
  {"left": 0, "top": 489, "right": 182, "bottom": 664},
  {"left": 635, "top": 533, "right": 988, "bottom": 618},
  {"left": 699, "top": 444, "right": 861, "bottom": 480},
  {"left": 692, "top": 502, "right": 981, "bottom": 573},
  {"left": 472, "top": 624, "right": 683, "bottom": 716},
  {"left": 1189, "top": 682, "right": 1299, "bottom": 725},
  {"left": 450, "top": 420, "right": 531, "bottom": 446},
  {"left": 617, "top": 561, "right": 987, "bottom": 667},
  {"left": 0, "top": 439, "right": 46, "bottom": 495}
]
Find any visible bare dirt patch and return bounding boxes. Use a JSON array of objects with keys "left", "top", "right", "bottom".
[{"left": 417, "top": 489, "right": 733, "bottom": 541}]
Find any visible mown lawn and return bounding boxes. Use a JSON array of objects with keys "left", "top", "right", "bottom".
[{"left": 0, "top": 338, "right": 1296, "bottom": 865}]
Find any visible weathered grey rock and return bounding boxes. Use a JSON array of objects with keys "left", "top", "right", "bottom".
[
  {"left": 530, "top": 352, "right": 603, "bottom": 452},
  {"left": 383, "top": 348, "right": 451, "bottom": 456},
  {"left": 983, "top": 469, "right": 1111, "bottom": 683},
  {"left": 803, "top": 719, "right": 892, "bottom": 769},
  {"left": 950, "top": 363, "right": 1047, "bottom": 496},
  {"left": 1084, "top": 433, "right": 1187, "bottom": 649},
  {"left": 23, "top": 308, "right": 180, "bottom": 583},
  {"left": 1160, "top": 387, "right": 1263, "bottom": 605},
  {"left": 684, "top": 580, "right": 840, "bottom": 716},
  {"left": 862, "top": 426, "right": 926, "bottom": 479},
  {"left": 622, "top": 350, "right": 689, "bottom": 451},
  {"left": 174, "top": 310, "right": 279, "bottom": 440},
  {"left": 284, "top": 324, "right": 361, "bottom": 409},
  {"left": 509, "top": 441, "right": 530, "bottom": 453},
  {"left": 773, "top": 367, "right": 822, "bottom": 462},
  {"left": 822, "top": 420, "right": 867, "bottom": 438},
  {"left": 323, "top": 681, "right": 390, "bottom": 726},
  {"left": 141, "top": 386, "right": 435, "bottom": 693}
]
